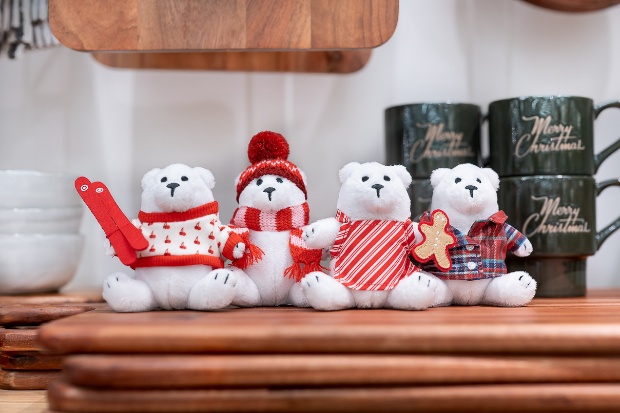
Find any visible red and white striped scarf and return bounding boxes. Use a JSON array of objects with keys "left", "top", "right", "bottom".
[{"left": 230, "top": 202, "right": 325, "bottom": 282}]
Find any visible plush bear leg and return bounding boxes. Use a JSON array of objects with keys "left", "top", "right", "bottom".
[
  {"left": 103, "top": 272, "right": 158, "bottom": 312},
  {"left": 288, "top": 281, "right": 310, "bottom": 307},
  {"left": 480, "top": 271, "right": 537, "bottom": 307},
  {"left": 187, "top": 269, "right": 238, "bottom": 310},
  {"left": 229, "top": 267, "right": 263, "bottom": 307},
  {"left": 301, "top": 272, "right": 355, "bottom": 311},
  {"left": 386, "top": 271, "right": 439, "bottom": 310}
]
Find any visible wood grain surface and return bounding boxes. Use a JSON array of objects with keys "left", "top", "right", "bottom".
[
  {"left": 521, "top": 0, "right": 620, "bottom": 12},
  {"left": 47, "top": 380, "right": 620, "bottom": 413},
  {"left": 62, "top": 354, "right": 620, "bottom": 389},
  {"left": 0, "top": 369, "right": 60, "bottom": 390},
  {"left": 0, "top": 304, "right": 103, "bottom": 327},
  {"left": 92, "top": 50, "right": 372, "bottom": 73},
  {"left": 0, "top": 328, "right": 44, "bottom": 352},
  {"left": 49, "top": 0, "right": 398, "bottom": 52},
  {"left": 0, "top": 389, "right": 48, "bottom": 413},
  {"left": 38, "top": 291, "right": 620, "bottom": 355},
  {"left": 1, "top": 352, "right": 63, "bottom": 371},
  {"left": 0, "top": 291, "right": 102, "bottom": 306}
]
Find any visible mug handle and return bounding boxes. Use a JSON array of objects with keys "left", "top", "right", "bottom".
[
  {"left": 593, "top": 100, "right": 620, "bottom": 173},
  {"left": 595, "top": 179, "right": 620, "bottom": 249}
]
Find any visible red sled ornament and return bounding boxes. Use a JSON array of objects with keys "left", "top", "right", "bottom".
[
  {"left": 412, "top": 209, "right": 457, "bottom": 272},
  {"left": 75, "top": 177, "right": 148, "bottom": 266}
]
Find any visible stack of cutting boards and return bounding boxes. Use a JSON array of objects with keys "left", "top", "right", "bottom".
[
  {"left": 40, "top": 291, "right": 620, "bottom": 412},
  {"left": 0, "top": 292, "right": 102, "bottom": 390}
]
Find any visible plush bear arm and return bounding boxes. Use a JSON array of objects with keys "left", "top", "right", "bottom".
[
  {"left": 505, "top": 223, "right": 533, "bottom": 257},
  {"left": 302, "top": 217, "right": 341, "bottom": 250},
  {"left": 103, "top": 239, "right": 116, "bottom": 257},
  {"left": 218, "top": 225, "right": 246, "bottom": 261},
  {"left": 512, "top": 238, "right": 533, "bottom": 257}
]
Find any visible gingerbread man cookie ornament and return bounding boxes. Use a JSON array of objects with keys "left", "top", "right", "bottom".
[{"left": 413, "top": 209, "right": 457, "bottom": 271}]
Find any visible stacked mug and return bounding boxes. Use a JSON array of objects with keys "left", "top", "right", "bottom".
[
  {"left": 385, "top": 103, "right": 483, "bottom": 218},
  {"left": 488, "top": 96, "right": 620, "bottom": 297}
]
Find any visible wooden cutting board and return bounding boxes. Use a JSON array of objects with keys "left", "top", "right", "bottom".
[
  {"left": 92, "top": 50, "right": 372, "bottom": 73},
  {"left": 0, "top": 303, "right": 104, "bottom": 327},
  {"left": 0, "top": 291, "right": 102, "bottom": 306},
  {"left": 46, "top": 380, "right": 620, "bottom": 413},
  {"left": 62, "top": 354, "right": 620, "bottom": 389},
  {"left": 1, "top": 352, "right": 63, "bottom": 371},
  {"left": 0, "top": 369, "right": 61, "bottom": 390},
  {"left": 39, "top": 292, "right": 620, "bottom": 355},
  {"left": 49, "top": 0, "right": 398, "bottom": 52},
  {"left": 0, "top": 328, "right": 44, "bottom": 352}
]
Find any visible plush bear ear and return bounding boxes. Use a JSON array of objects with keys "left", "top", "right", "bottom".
[
  {"left": 390, "top": 164, "right": 412, "bottom": 188},
  {"left": 338, "top": 162, "right": 360, "bottom": 184},
  {"left": 430, "top": 168, "right": 450, "bottom": 189},
  {"left": 482, "top": 167, "right": 500, "bottom": 191},
  {"left": 141, "top": 168, "right": 160, "bottom": 191},
  {"left": 195, "top": 167, "right": 216, "bottom": 189}
]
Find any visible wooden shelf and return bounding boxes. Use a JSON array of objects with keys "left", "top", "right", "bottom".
[
  {"left": 92, "top": 50, "right": 372, "bottom": 73},
  {"left": 49, "top": 0, "right": 399, "bottom": 52}
]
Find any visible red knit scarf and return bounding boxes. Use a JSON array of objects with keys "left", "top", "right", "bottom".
[{"left": 230, "top": 203, "right": 326, "bottom": 282}]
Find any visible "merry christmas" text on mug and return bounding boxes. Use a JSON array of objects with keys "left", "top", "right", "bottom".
[{"left": 515, "top": 115, "right": 586, "bottom": 158}]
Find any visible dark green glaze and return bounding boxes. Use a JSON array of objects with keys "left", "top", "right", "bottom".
[
  {"left": 409, "top": 178, "right": 433, "bottom": 220},
  {"left": 506, "top": 257, "right": 587, "bottom": 297},
  {"left": 385, "top": 103, "right": 481, "bottom": 178},
  {"left": 488, "top": 96, "right": 620, "bottom": 176},
  {"left": 498, "top": 176, "right": 620, "bottom": 256}
]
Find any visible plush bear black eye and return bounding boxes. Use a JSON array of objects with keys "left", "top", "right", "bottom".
[
  {"left": 476, "top": 178, "right": 481, "bottom": 183},
  {"left": 181, "top": 176, "right": 188, "bottom": 182},
  {"left": 161, "top": 177, "right": 168, "bottom": 183},
  {"left": 276, "top": 177, "right": 283, "bottom": 183},
  {"left": 362, "top": 176, "right": 369, "bottom": 182},
  {"left": 384, "top": 175, "right": 391, "bottom": 181},
  {"left": 455, "top": 178, "right": 461, "bottom": 184},
  {"left": 256, "top": 178, "right": 263, "bottom": 186}
]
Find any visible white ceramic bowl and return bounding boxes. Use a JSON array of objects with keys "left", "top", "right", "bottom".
[
  {"left": 0, "top": 206, "right": 83, "bottom": 234},
  {"left": 0, "top": 170, "right": 81, "bottom": 208},
  {"left": 0, "top": 234, "right": 83, "bottom": 294}
]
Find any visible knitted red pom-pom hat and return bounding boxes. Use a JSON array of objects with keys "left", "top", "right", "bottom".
[{"left": 236, "top": 131, "right": 307, "bottom": 202}]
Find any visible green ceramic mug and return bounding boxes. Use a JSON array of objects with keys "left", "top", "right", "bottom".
[
  {"left": 385, "top": 103, "right": 482, "bottom": 178},
  {"left": 488, "top": 96, "right": 620, "bottom": 177},
  {"left": 498, "top": 176, "right": 620, "bottom": 257},
  {"left": 498, "top": 176, "right": 620, "bottom": 297}
]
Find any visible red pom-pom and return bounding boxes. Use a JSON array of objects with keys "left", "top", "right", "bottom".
[{"left": 248, "top": 131, "right": 290, "bottom": 164}]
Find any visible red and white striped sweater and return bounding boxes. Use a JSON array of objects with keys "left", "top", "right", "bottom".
[{"left": 330, "top": 210, "right": 420, "bottom": 291}]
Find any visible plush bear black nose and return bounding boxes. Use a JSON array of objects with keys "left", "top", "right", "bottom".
[
  {"left": 263, "top": 187, "right": 276, "bottom": 201},
  {"left": 371, "top": 184, "right": 384, "bottom": 198},
  {"left": 465, "top": 185, "right": 478, "bottom": 198},
  {"left": 166, "top": 182, "right": 180, "bottom": 197}
]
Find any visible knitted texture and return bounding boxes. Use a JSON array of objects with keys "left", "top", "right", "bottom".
[
  {"left": 132, "top": 202, "right": 242, "bottom": 269},
  {"left": 230, "top": 203, "right": 310, "bottom": 232},
  {"left": 330, "top": 210, "right": 420, "bottom": 291},
  {"left": 236, "top": 131, "right": 307, "bottom": 201}
]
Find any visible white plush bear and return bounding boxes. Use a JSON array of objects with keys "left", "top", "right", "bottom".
[
  {"left": 228, "top": 132, "right": 322, "bottom": 307},
  {"left": 299, "top": 161, "right": 446, "bottom": 311},
  {"left": 419, "top": 163, "right": 536, "bottom": 307},
  {"left": 103, "top": 163, "right": 245, "bottom": 312}
]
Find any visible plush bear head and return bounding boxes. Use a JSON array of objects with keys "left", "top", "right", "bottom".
[
  {"left": 429, "top": 163, "right": 500, "bottom": 233},
  {"left": 336, "top": 162, "right": 412, "bottom": 222},
  {"left": 235, "top": 131, "right": 307, "bottom": 212},
  {"left": 140, "top": 163, "right": 216, "bottom": 213}
]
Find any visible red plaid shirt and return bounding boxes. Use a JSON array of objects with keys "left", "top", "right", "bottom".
[{"left": 418, "top": 210, "right": 528, "bottom": 281}]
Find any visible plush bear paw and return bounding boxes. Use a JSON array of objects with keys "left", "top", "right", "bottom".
[
  {"left": 102, "top": 272, "right": 157, "bottom": 312},
  {"left": 302, "top": 218, "right": 340, "bottom": 250},
  {"left": 386, "top": 271, "right": 438, "bottom": 310},
  {"left": 513, "top": 239, "right": 533, "bottom": 257},
  {"left": 287, "top": 281, "right": 310, "bottom": 307},
  {"left": 232, "top": 242, "right": 246, "bottom": 260},
  {"left": 482, "top": 271, "right": 537, "bottom": 307},
  {"left": 188, "top": 269, "right": 238, "bottom": 310},
  {"left": 301, "top": 272, "right": 355, "bottom": 311}
]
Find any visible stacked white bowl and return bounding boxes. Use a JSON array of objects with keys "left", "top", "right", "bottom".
[{"left": 0, "top": 170, "right": 84, "bottom": 294}]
